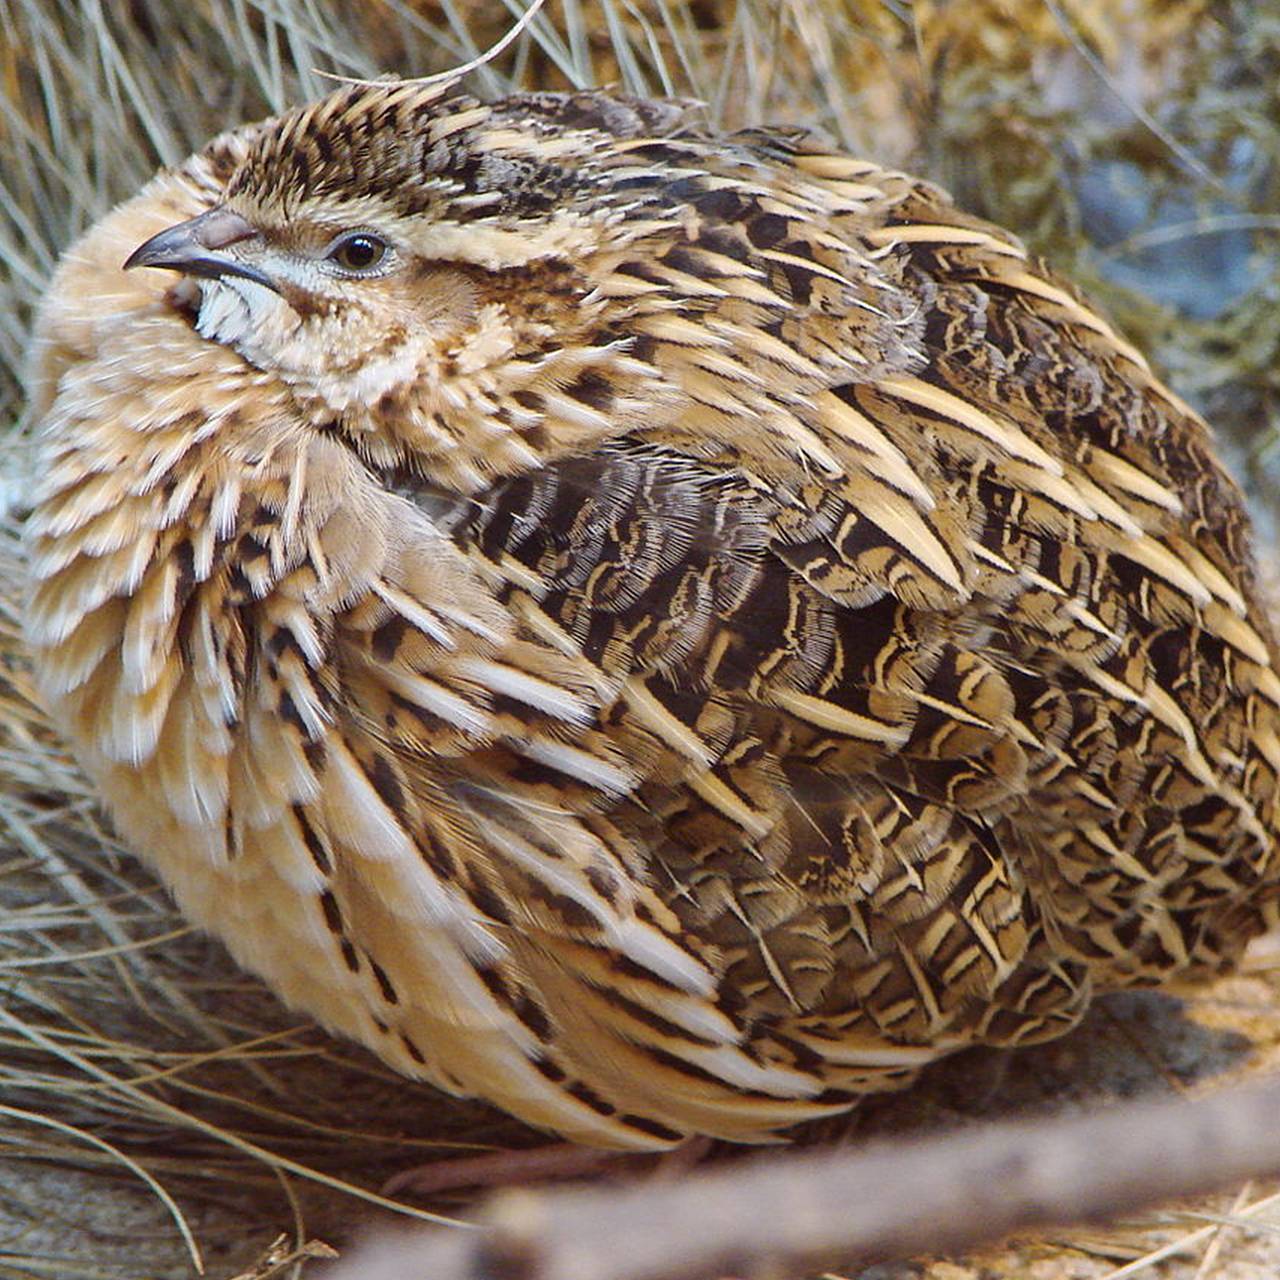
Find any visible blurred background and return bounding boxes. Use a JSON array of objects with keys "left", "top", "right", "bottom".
[{"left": 1, "top": 3, "right": 1279, "bottom": 1277}]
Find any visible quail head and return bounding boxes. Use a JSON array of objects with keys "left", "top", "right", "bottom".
[{"left": 25, "top": 81, "right": 1280, "bottom": 1150}]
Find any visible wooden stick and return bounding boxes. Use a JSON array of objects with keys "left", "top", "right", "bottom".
[{"left": 318, "top": 1074, "right": 1280, "bottom": 1280}]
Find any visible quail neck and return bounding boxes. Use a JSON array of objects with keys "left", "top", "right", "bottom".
[{"left": 24, "top": 80, "right": 1280, "bottom": 1153}]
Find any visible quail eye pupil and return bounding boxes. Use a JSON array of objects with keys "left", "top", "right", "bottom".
[{"left": 331, "top": 233, "right": 386, "bottom": 271}]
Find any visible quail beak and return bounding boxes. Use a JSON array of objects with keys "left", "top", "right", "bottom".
[{"left": 124, "top": 207, "right": 278, "bottom": 292}]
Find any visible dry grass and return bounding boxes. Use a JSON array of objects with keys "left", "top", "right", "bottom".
[{"left": 2, "top": 2, "right": 1280, "bottom": 1277}]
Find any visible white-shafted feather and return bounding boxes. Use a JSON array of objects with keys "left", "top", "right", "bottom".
[
  {"left": 453, "top": 656, "right": 595, "bottom": 724},
  {"left": 471, "top": 810, "right": 718, "bottom": 996},
  {"left": 321, "top": 741, "right": 503, "bottom": 960}
]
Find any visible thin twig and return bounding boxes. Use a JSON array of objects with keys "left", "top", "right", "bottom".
[
  {"left": 322, "top": 1075, "right": 1280, "bottom": 1280},
  {"left": 313, "top": 0, "right": 552, "bottom": 91},
  {"left": 1041, "top": 0, "right": 1229, "bottom": 197}
]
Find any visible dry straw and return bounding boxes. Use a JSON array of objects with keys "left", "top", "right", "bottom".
[{"left": 2, "top": 3, "right": 1279, "bottom": 1278}]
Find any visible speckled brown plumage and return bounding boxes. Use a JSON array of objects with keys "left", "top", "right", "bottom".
[{"left": 25, "top": 82, "right": 1280, "bottom": 1149}]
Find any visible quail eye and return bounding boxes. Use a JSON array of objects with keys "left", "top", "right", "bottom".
[{"left": 327, "top": 232, "right": 389, "bottom": 273}]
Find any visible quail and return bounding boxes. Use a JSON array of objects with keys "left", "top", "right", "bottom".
[{"left": 25, "top": 81, "right": 1280, "bottom": 1153}]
